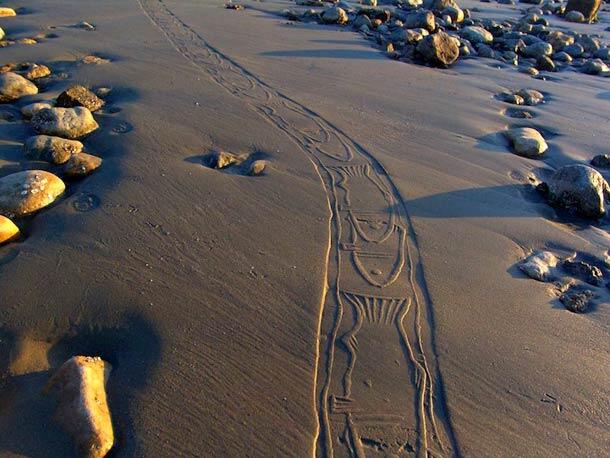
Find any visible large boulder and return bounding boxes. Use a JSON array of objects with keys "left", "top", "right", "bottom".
[
  {"left": 0, "top": 215, "right": 19, "bottom": 244},
  {"left": 56, "top": 85, "right": 105, "bottom": 112},
  {"left": 321, "top": 6, "right": 348, "bottom": 24},
  {"left": 44, "top": 356, "right": 114, "bottom": 458},
  {"left": 24, "top": 135, "right": 83, "bottom": 164},
  {"left": 546, "top": 164, "right": 610, "bottom": 218},
  {"left": 32, "top": 107, "right": 99, "bottom": 139},
  {"left": 0, "top": 170, "right": 65, "bottom": 217},
  {"left": 458, "top": 26, "right": 493, "bottom": 44},
  {"left": 565, "top": 0, "right": 602, "bottom": 22},
  {"left": 505, "top": 127, "right": 548, "bottom": 157},
  {"left": 416, "top": 31, "right": 460, "bottom": 67},
  {"left": 0, "top": 72, "right": 38, "bottom": 102}
]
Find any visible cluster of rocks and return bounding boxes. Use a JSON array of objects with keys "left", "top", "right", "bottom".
[
  {"left": 0, "top": 7, "right": 43, "bottom": 47},
  {"left": 203, "top": 150, "right": 268, "bottom": 176},
  {"left": 0, "top": 64, "right": 108, "bottom": 245},
  {"left": 519, "top": 250, "right": 607, "bottom": 312},
  {"left": 284, "top": 0, "right": 610, "bottom": 73}
]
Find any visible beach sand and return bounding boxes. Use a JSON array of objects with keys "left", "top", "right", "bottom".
[{"left": 0, "top": 0, "right": 609, "bottom": 456}]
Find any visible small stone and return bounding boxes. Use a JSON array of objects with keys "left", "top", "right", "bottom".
[
  {"left": 523, "top": 41, "right": 553, "bottom": 58},
  {"left": 81, "top": 55, "right": 110, "bottom": 65},
  {"left": 581, "top": 59, "right": 609, "bottom": 75},
  {"left": 95, "top": 87, "right": 112, "bottom": 98},
  {"left": 203, "top": 151, "right": 239, "bottom": 169},
  {"left": 44, "top": 356, "right": 114, "bottom": 458},
  {"left": 458, "top": 26, "right": 493, "bottom": 44},
  {"left": 505, "top": 127, "right": 548, "bottom": 158},
  {"left": 546, "top": 164, "right": 610, "bottom": 218},
  {"left": 24, "top": 135, "right": 83, "bottom": 164},
  {"left": 63, "top": 152, "right": 103, "bottom": 178},
  {"left": 515, "top": 89, "right": 544, "bottom": 105},
  {"left": 0, "top": 170, "right": 65, "bottom": 217},
  {"left": 565, "top": 10, "right": 585, "bottom": 22},
  {"left": 416, "top": 31, "right": 460, "bottom": 67},
  {"left": 403, "top": 11, "right": 436, "bottom": 32},
  {"left": 546, "top": 31, "right": 574, "bottom": 51},
  {"left": 498, "top": 92, "right": 525, "bottom": 105},
  {"left": 553, "top": 51, "right": 573, "bottom": 63},
  {"left": 0, "top": 7, "right": 16, "bottom": 16},
  {"left": 594, "top": 48, "right": 610, "bottom": 60},
  {"left": 591, "top": 154, "right": 610, "bottom": 168},
  {"left": 564, "top": 43, "right": 584, "bottom": 58},
  {"left": 74, "top": 21, "right": 95, "bottom": 30},
  {"left": 0, "top": 215, "right": 19, "bottom": 245},
  {"left": 0, "top": 72, "right": 38, "bottom": 102},
  {"left": 321, "top": 6, "right": 348, "bottom": 24},
  {"left": 248, "top": 160, "right": 267, "bottom": 176},
  {"left": 0, "top": 62, "right": 51, "bottom": 80},
  {"left": 519, "top": 66, "right": 539, "bottom": 76},
  {"left": 536, "top": 55, "right": 556, "bottom": 71},
  {"left": 56, "top": 85, "right": 104, "bottom": 112},
  {"left": 519, "top": 251, "right": 558, "bottom": 281},
  {"left": 17, "top": 38, "right": 37, "bottom": 45},
  {"left": 562, "top": 259, "right": 604, "bottom": 285},
  {"left": 442, "top": 6, "right": 464, "bottom": 23},
  {"left": 32, "top": 107, "right": 99, "bottom": 139},
  {"left": 560, "top": 286, "right": 593, "bottom": 313},
  {"left": 21, "top": 102, "right": 53, "bottom": 119}
]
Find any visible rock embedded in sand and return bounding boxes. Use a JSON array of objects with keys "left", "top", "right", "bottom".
[
  {"left": 519, "top": 251, "right": 558, "bottom": 281},
  {"left": 591, "top": 154, "right": 610, "bottom": 168},
  {"left": 44, "top": 356, "right": 114, "bottom": 458},
  {"left": 0, "top": 215, "right": 19, "bottom": 244},
  {"left": 458, "top": 26, "right": 493, "bottom": 44},
  {"left": 0, "top": 170, "right": 65, "bottom": 217},
  {"left": 24, "top": 135, "right": 83, "bottom": 164},
  {"left": 21, "top": 102, "right": 53, "bottom": 119},
  {"left": 0, "top": 7, "right": 16, "bottom": 17},
  {"left": 64, "top": 152, "right": 103, "bottom": 178},
  {"left": 0, "top": 72, "right": 38, "bottom": 102},
  {"left": 17, "top": 38, "right": 37, "bottom": 45},
  {"left": 56, "top": 85, "right": 105, "bottom": 112},
  {"left": 321, "top": 6, "right": 348, "bottom": 25},
  {"left": 248, "top": 160, "right": 267, "bottom": 176},
  {"left": 546, "top": 31, "right": 574, "bottom": 51},
  {"left": 546, "top": 164, "right": 610, "bottom": 218},
  {"left": 416, "top": 31, "right": 460, "bottom": 67},
  {"left": 0, "top": 27, "right": 5, "bottom": 40},
  {"left": 203, "top": 150, "right": 239, "bottom": 169},
  {"left": 562, "top": 259, "right": 603, "bottom": 285},
  {"left": 505, "top": 127, "right": 548, "bottom": 158},
  {"left": 560, "top": 286, "right": 594, "bottom": 313},
  {"left": 536, "top": 55, "right": 555, "bottom": 72},
  {"left": 0, "top": 62, "right": 51, "bottom": 80},
  {"left": 515, "top": 89, "right": 544, "bottom": 105},
  {"left": 565, "top": 0, "right": 601, "bottom": 23},
  {"left": 32, "top": 107, "right": 99, "bottom": 139},
  {"left": 565, "top": 10, "right": 585, "bottom": 22},
  {"left": 581, "top": 59, "right": 609, "bottom": 75}
]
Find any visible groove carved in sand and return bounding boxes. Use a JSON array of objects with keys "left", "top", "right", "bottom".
[{"left": 137, "top": 1, "right": 458, "bottom": 456}]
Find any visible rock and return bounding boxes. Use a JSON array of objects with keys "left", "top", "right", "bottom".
[
  {"left": 476, "top": 44, "right": 494, "bottom": 58},
  {"left": 0, "top": 72, "right": 38, "bottom": 102},
  {"left": 560, "top": 286, "right": 594, "bottom": 313},
  {"left": 565, "top": 0, "right": 601, "bottom": 22},
  {"left": 519, "top": 251, "right": 558, "bottom": 281},
  {"left": 63, "top": 152, "right": 103, "bottom": 178},
  {"left": 519, "top": 66, "right": 540, "bottom": 76},
  {"left": 554, "top": 51, "right": 573, "bottom": 63},
  {"left": 564, "top": 43, "right": 584, "bottom": 57},
  {"left": 594, "top": 48, "right": 610, "bottom": 60},
  {"left": 0, "top": 170, "right": 65, "bottom": 217},
  {"left": 545, "top": 31, "right": 574, "bottom": 51},
  {"left": 498, "top": 92, "right": 524, "bottom": 105},
  {"left": 515, "top": 88, "right": 544, "bottom": 105},
  {"left": 203, "top": 150, "right": 239, "bottom": 169},
  {"left": 362, "top": 0, "right": 377, "bottom": 6},
  {"left": 582, "top": 59, "right": 609, "bottom": 75},
  {"left": 352, "top": 14, "right": 372, "bottom": 29},
  {"left": 565, "top": 10, "right": 585, "bottom": 22},
  {"left": 425, "top": 0, "right": 459, "bottom": 12},
  {"left": 522, "top": 41, "right": 553, "bottom": 58},
  {"left": 458, "top": 26, "right": 493, "bottom": 44},
  {"left": 442, "top": 6, "right": 464, "bottom": 23},
  {"left": 0, "top": 215, "right": 19, "bottom": 244},
  {"left": 24, "top": 135, "right": 83, "bottom": 164},
  {"left": 56, "top": 85, "right": 104, "bottom": 112},
  {"left": 0, "top": 62, "right": 51, "bottom": 80},
  {"left": 44, "top": 356, "right": 114, "bottom": 458},
  {"left": 403, "top": 11, "right": 436, "bottom": 32},
  {"left": 536, "top": 55, "right": 556, "bottom": 71},
  {"left": 321, "top": 6, "right": 348, "bottom": 24},
  {"left": 0, "top": 28, "right": 5, "bottom": 40},
  {"left": 562, "top": 259, "right": 604, "bottom": 285},
  {"left": 32, "top": 107, "right": 99, "bottom": 139},
  {"left": 546, "top": 164, "right": 610, "bottom": 218},
  {"left": 505, "top": 127, "right": 548, "bottom": 157},
  {"left": 577, "top": 35, "right": 601, "bottom": 53},
  {"left": 81, "top": 55, "right": 111, "bottom": 65},
  {"left": 416, "top": 31, "right": 460, "bottom": 67},
  {"left": 74, "top": 21, "right": 95, "bottom": 30},
  {"left": 0, "top": 8, "right": 15, "bottom": 17},
  {"left": 21, "top": 102, "right": 53, "bottom": 119},
  {"left": 591, "top": 154, "right": 610, "bottom": 168},
  {"left": 17, "top": 38, "right": 37, "bottom": 45},
  {"left": 95, "top": 87, "right": 112, "bottom": 98},
  {"left": 248, "top": 160, "right": 267, "bottom": 176}
]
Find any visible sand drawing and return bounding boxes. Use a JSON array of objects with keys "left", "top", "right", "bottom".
[{"left": 138, "top": 0, "right": 458, "bottom": 455}]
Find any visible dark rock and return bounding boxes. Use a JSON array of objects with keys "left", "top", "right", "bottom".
[
  {"left": 416, "top": 31, "right": 460, "bottom": 67},
  {"left": 56, "top": 85, "right": 104, "bottom": 112},
  {"left": 565, "top": 0, "right": 602, "bottom": 22},
  {"left": 560, "top": 286, "right": 594, "bottom": 313},
  {"left": 562, "top": 260, "right": 604, "bottom": 285},
  {"left": 591, "top": 154, "right": 610, "bottom": 168}
]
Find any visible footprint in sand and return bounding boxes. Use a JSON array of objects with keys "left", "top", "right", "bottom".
[
  {"left": 111, "top": 120, "right": 133, "bottom": 134},
  {"left": 71, "top": 192, "right": 101, "bottom": 213},
  {"left": 504, "top": 107, "right": 536, "bottom": 119}
]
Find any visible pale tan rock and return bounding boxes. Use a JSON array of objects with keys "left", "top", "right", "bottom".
[
  {"left": 0, "top": 214, "right": 19, "bottom": 244},
  {"left": 0, "top": 62, "right": 51, "bottom": 80},
  {"left": 505, "top": 127, "right": 548, "bottom": 158},
  {"left": 17, "top": 38, "right": 37, "bottom": 45},
  {"left": 0, "top": 170, "right": 65, "bottom": 217},
  {"left": 44, "top": 356, "right": 114, "bottom": 458},
  {"left": 64, "top": 152, "right": 102, "bottom": 177},
  {"left": 21, "top": 102, "right": 52, "bottom": 119},
  {"left": 0, "top": 72, "right": 38, "bottom": 102},
  {"left": 24, "top": 135, "right": 83, "bottom": 164},
  {"left": 0, "top": 7, "right": 16, "bottom": 17},
  {"left": 32, "top": 107, "right": 99, "bottom": 139},
  {"left": 248, "top": 160, "right": 267, "bottom": 176}
]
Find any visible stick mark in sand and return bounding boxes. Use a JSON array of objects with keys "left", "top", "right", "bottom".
[{"left": 137, "top": 1, "right": 459, "bottom": 455}]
